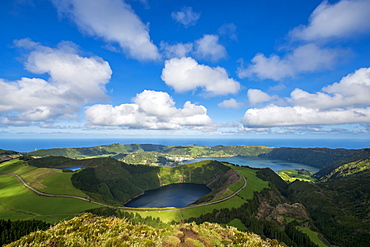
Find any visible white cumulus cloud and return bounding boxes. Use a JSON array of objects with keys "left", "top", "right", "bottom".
[
  {"left": 160, "top": 42, "right": 193, "bottom": 59},
  {"left": 0, "top": 39, "right": 112, "bottom": 125},
  {"left": 242, "top": 67, "right": 370, "bottom": 127},
  {"left": 171, "top": 7, "right": 200, "bottom": 27},
  {"left": 238, "top": 44, "right": 340, "bottom": 81},
  {"left": 218, "top": 98, "right": 244, "bottom": 109},
  {"left": 238, "top": 0, "right": 370, "bottom": 81},
  {"left": 194, "top": 35, "right": 227, "bottom": 62},
  {"left": 85, "top": 90, "right": 213, "bottom": 130},
  {"left": 51, "top": 0, "right": 160, "bottom": 61},
  {"left": 247, "top": 89, "right": 274, "bottom": 106},
  {"left": 161, "top": 34, "right": 227, "bottom": 62},
  {"left": 161, "top": 57, "right": 240, "bottom": 96},
  {"left": 290, "top": 0, "right": 370, "bottom": 41}
]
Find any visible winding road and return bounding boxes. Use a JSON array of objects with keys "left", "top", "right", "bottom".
[{"left": 1, "top": 171, "right": 247, "bottom": 212}]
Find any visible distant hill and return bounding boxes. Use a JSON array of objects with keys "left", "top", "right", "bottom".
[
  {"left": 259, "top": 147, "right": 360, "bottom": 169},
  {"left": 0, "top": 149, "right": 21, "bottom": 163},
  {"left": 27, "top": 143, "right": 274, "bottom": 165},
  {"left": 27, "top": 144, "right": 362, "bottom": 170}
]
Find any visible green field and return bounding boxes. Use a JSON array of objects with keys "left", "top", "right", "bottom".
[
  {"left": 297, "top": 226, "right": 329, "bottom": 247},
  {"left": 227, "top": 165, "right": 269, "bottom": 199},
  {"left": 277, "top": 169, "right": 317, "bottom": 182},
  {"left": 0, "top": 159, "right": 100, "bottom": 223},
  {"left": 227, "top": 218, "right": 248, "bottom": 231},
  {"left": 0, "top": 174, "right": 100, "bottom": 223}
]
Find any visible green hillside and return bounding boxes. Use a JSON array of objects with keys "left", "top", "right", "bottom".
[
  {"left": 260, "top": 147, "right": 360, "bottom": 169},
  {"left": 6, "top": 213, "right": 282, "bottom": 247},
  {"left": 70, "top": 158, "right": 237, "bottom": 206}
]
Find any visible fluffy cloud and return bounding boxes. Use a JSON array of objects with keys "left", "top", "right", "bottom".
[
  {"left": 171, "top": 7, "right": 200, "bottom": 27},
  {"left": 85, "top": 90, "right": 213, "bottom": 130},
  {"left": 161, "top": 34, "right": 227, "bottom": 62},
  {"left": 160, "top": 42, "right": 193, "bottom": 59},
  {"left": 243, "top": 105, "right": 370, "bottom": 127},
  {"left": 290, "top": 0, "right": 370, "bottom": 41},
  {"left": 161, "top": 57, "right": 240, "bottom": 96},
  {"left": 238, "top": 0, "right": 370, "bottom": 81},
  {"left": 0, "top": 39, "right": 111, "bottom": 124},
  {"left": 242, "top": 67, "right": 370, "bottom": 127},
  {"left": 51, "top": 0, "right": 160, "bottom": 61},
  {"left": 238, "top": 44, "right": 340, "bottom": 80},
  {"left": 218, "top": 98, "right": 244, "bottom": 108},
  {"left": 194, "top": 35, "right": 227, "bottom": 62},
  {"left": 247, "top": 89, "right": 273, "bottom": 106}
]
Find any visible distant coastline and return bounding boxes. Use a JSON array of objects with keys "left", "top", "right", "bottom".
[{"left": 0, "top": 138, "right": 369, "bottom": 153}]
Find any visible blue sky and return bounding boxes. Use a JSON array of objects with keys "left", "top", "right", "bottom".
[{"left": 1, "top": 0, "right": 370, "bottom": 139}]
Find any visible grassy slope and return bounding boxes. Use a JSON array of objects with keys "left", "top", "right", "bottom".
[
  {"left": 0, "top": 175, "right": 100, "bottom": 223},
  {"left": 297, "top": 226, "right": 328, "bottom": 247},
  {"left": 227, "top": 165, "right": 269, "bottom": 200},
  {"left": 0, "top": 159, "right": 100, "bottom": 223},
  {"left": 227, "top": 218, "right": 248, "bottom": 232},
  {"left": 277, "top": 169, "right": 317, "bottom": 182},
  {"left": 7, "top": 213, "right": 282, "bottom": 247}
]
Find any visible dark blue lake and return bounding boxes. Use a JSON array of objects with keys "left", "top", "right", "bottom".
[{"left": 125, "top": 183, "right": 211, "bottom": 208}]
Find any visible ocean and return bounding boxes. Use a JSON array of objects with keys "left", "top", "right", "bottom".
[{"left": 0, "top": 137, "right": 369, "bottom": 153}]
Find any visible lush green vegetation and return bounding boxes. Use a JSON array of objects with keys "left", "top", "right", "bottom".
[
  {"left": 260, "top": 147, "right": 360, "bottom": 169},
  {"left": 287, "top": 180, "right": 370, "bottom": 247},
  {"left": 7, "top": 213, "right": 282, "bottom": 247},
  {"left": 70, "top": 159, "right": 237, "bottom": 206},
  {"left": 296, "top": 226, "right": 328, "bottom": 247},
  {"left": 228, "top": 165, "right": 270, "bottom": 200},
  {"left": 28, "top": 143, "right": 275, "bottom": 165},
  {"left": 0, "top": 149, "right": 21, "bottom": 163},
  {"left": 0, "top": 174, "right": 100, "bottom": 223},
  {"left": 277, "top": 169, "right": 317, "bottom": 182},
  {"left": 0, "top": 219, "right": 50, "bottom": 246}
]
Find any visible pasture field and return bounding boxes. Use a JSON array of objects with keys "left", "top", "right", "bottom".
[
  {"left": 0, "top": 159, "right": 36, "bottom": 175},
  {"left": 34, "top": 171, "right": 86, "bottom": 197},
  {"left": 297, "top": 226, "right": 329, "bottom": 247},
  {"left": 227, "top": 165, "right": 269, "bottom": 200},
  {"left": 277, "top": 170, "right": 317, "bottom": 182},
  {"left": 227, "top": 218, "right": 248, "bottom": 231},
  {"left": 0, "top": 174, "right": 100, "bottom": 223}
]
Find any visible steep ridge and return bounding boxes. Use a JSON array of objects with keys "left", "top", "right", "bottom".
[
  {"left": 6, "top": 213, "right": 282, "bottom": 247},
  {"left": 314, "top": 148, "right": 370, "bottom": 179}
]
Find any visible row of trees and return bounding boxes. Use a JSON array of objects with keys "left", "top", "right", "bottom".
[{"left": 0, "top": 219, "right": 50, "bottom": 246}]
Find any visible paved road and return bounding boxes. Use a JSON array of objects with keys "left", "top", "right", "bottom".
[{"left": 1, "top": 171, "right": 247, "bottom": 212}]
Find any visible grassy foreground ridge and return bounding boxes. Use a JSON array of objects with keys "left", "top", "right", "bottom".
[{"left": 6, "top": 213, "right": 282, "bottom": 247}]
